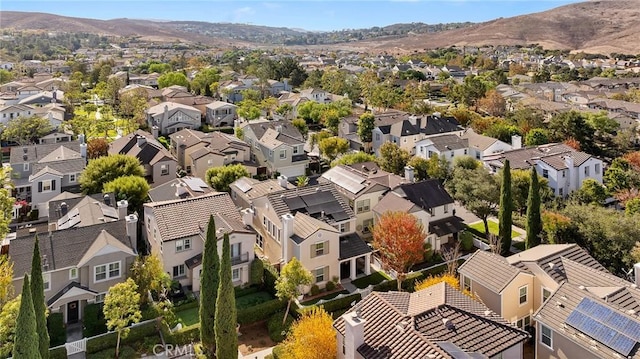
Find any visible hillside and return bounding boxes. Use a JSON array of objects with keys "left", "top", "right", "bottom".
[
  {"left": 352, "top": 1, "right": 640, "bottom": 54},
  {"left": 2, "top": 1, "right": 640, "bottom": 54}
]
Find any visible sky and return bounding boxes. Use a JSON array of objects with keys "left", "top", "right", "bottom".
[{"left": 1, "top": 0, "right": 584, "bottom": 32}]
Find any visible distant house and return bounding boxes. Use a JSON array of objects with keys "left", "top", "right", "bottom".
[
  {"left": 334, "top": 282, "right": 529, "bottom": 359},
  {"left": 442, "top": 65, "right": 465, "bottom": 77},
  {"left": 205, "top": 101, "right": 237, "bottom": 127},
  {"left": 9, "top": 218, "right": 138, "bottom": 324},
  {"left": 415, "top": 133, "right": 469, "bottom": 164},
  {"left": 461, "top": 128, "right": 513, "bottom": 160},
  {"left": 146, "top": 102, "right": 201, "bottom": 135},
  {"left": 0, "top": 104, "right": 33, "bottom": 126},
  {"left": 144, "top": 192, "right": 255, "bottom": 291},
  {"left": 148, "top": 176, "right": 213, "bottom": 202},
  {"left": 108, "top": 130, "right": 178, "bottom": 186}
]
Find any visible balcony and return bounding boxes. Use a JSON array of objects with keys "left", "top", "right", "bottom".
[{"left": 231, "top": 252, "right": 250, "bottom": 266}]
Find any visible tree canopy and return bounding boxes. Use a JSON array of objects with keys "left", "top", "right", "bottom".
[
  {"left": 280, "top": 307, "right": 336, "bottom": 359},
  {"left": 129, "top": 254, "right": 169, "bottom": 306},
  {"left": 1, "top": 116, "right": 53, "bottom": 146},
  {"left": 200, "top": 216, "right": 219, "bottom": 356},
  {"left": 103, "top": 278, "right": 141, "bottom": 359},
  {"left": 275, "top": 257, "right": 313, "bottom": 325},
  {"left": 103, "top": 175, "right": 150, "bottom": 212},
  {"left": 214, "top": 233, "right": 238, "bottom": 359},
  {"left": 157, "top": 71, "right": 189, "bottom": 89},
  {"left": 377, "top": 142, "right": 411, "bottom": 175},
  {"left": 331, "top": 151, "right": 376, "bottom": 167},
  {"left": 13, "top": 275, "right": 40, "bottom": 359},
  {"left": 80, "top": 154, "right": 145, "bottom": 194},
  {"left": 205, "top": 164, "right": 250, "bottom": 192},
  {"left": 318, "top": 137, "right": 349, "bottom": 162}
]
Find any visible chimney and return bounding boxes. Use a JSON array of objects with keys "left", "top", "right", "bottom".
[
  {"left": 117, "top": 200, "right": 128, "bottom": 220},
  {"left": 152, "top": 125, "right": 159, "bottom": 139},
  {"left": 136, "top": 135, "right": 147, "bottom": 147},
  {"left": 163, "top": 105, "right": 169, "bottom": 124},
  {"left": 125, "top": 213, "right": 138, "bottom": 250},
  {"left": 277, "top": 175, "right": 289, "bottom": 189},
  {"left": 60, "top": 202, "right": 68, "bottom": 216},
  {"left": 241, "top": 208, "right": 254, "bottom": 227},
  {"left": 275, "top": 125, "right": 283, "bottom": 133},
  {"left": 342, "top": 311, "right": 367, "bottom": 359},
  {"left": 78, "top": 133, "right": 85, "bottom": 144},
  {"left": 103, "top": 194, "right": 111, "bottom": 206},
  {"left": 635, "top": 263, "right": 640, "bottom": 287},
  {"left": 404, "top": 165, "right": 415, "bottom": 183},
  {"left": 281, "top": 213, "right": 294, "bottom": 262},
  {"left": 80, "top": 143, "right": 87, "bottom": 159},
  {"left": 175, "top": 182, "right": 188, "bottom": 197},
  {"left": 511, "top": 134, "right": 522, "bottom": 149}
]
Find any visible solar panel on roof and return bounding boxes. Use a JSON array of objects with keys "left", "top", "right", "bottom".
[
  {"left": 235, "top": 177, "right": 252, "bottom": 193},
  {"left": 184, "top": 177, "right": 208, "bottom": 192},
  {"left": 330, "top": 211, "right": 350, "bottom": 222},
  {"left": 322, "top": 201, "right": 344, "bottom": 214},
  {"left": 566, "top": 298, "right": 640, "bottom": 356},
  {"left": 301, "top": 192, "right": 332, "bottom": 207},
  {"left": 284, "top": 197, "right": 306, "bottom": 211}
]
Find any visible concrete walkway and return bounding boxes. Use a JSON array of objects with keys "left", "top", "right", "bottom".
[{"left": 240, "top": 347, "right": 274, "bottom": 359}]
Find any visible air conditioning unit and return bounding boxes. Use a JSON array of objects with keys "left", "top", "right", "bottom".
[{"left": 356, "top": 225, "right": 363, "bottom": 231}]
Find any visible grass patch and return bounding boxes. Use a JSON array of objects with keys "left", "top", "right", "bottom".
[
  {"left": 236, "top": 291, "right": 273, "bottom": 308},
  {"left": 351, "top": 271, "right": 392, "bottom": 289},
  {"left": 301, "top": 290, "right": 349, "bottom": 305},
  {"left": 175, "top": 307, "right": 199, "bottom": 327},
  {"left": 468, "top": 220, "right": 519, "bottom": 238}
]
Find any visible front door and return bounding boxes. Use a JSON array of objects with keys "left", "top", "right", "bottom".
[{"left": 67, "top": 301, "right": 79, "bottom": 324}]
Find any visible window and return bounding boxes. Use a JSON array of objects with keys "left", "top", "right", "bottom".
[
  {"left": 279, "top": 149, "right": 287, "bottom": 159},
  {"left": 375, "top": 133, "right": 380, "bottom": 141},
  {"left": 595, "top": 163, "right": 600, "bottom": 174},
  {"left": 232, "top": 268, "right": 241, "bottom": 282},
  {"left": 95, "top": 293, "right": 106, "bottom": 303},
  {"left": 69, "top": 268, "right": 78, "bottom": 280},
  {"left": 584, "top": 166, "right": 590, "bottom": 176},
  {"left": 362, "top": 219, "right": 374, "bottom": 233},
  {"left": 69, "top": 173, "right": 76, "bottom": 182},
  {"left": 463, "top": 276, "right": 471, "bottom": 291},
  {"left": 176, "top": 238, "right": 191, "bottom": 252},
  {"left": 337, "top": 222, "right": 350, "bottom": 233},
  {"left": 475, "top": 152, "right": 480, "bottom": 160},
  {"left": 516, "top": 315, "right": 531, "bottom": 330},
  {"left": 257, "top": 233, "right": 264, "bottom": 249},
  {"left": 293, "top": 146, "right": 299, "bottom": 154},
  {"left": 314, "top": 241, "right": 325, "bottom": 257},
  {"left": 541, "top": 324, "right": 553, "bottom": 349},
  {"left": 559, "top": 188, "right": 563, "bottom": 196},
  {"left": 519, "top": 285, "right": 528, "bottom": 305},
  {"left": 161, "top": 164, "right": 169, "bottom": 176},
  {"left": 356, "top": 199, "right": 370, "bottom": 213},
  {"left": 444, "top": 204, "right": 449, "bottom": 213},
  {"left": 464, "top": 149, "right": 468, "bottom": 155},
  {"left": 562, "top": 170, "right": 566, "bottom": 178},
  {"left": 94, "top": 261, "right": 121, "bottom": 282},
  {"left": 43, "top": 273, "right": 51, "bottom": 291},
  {"left": 542, "top": 169, "right": 549, "bottom": 178},
  {"left": 314, "top": 267, "right": 327, "bottom": 283},
  {"left": 147, "top": 217, "right": 151, "bottom": 230},
  {"left": 172, "top": 264, "right": 186, "bottom": 278},
  {"left": 542, "top": 287, "right": 552, "bottom": 303},
  {"left": 231, "top": 243, "right": 241, "bottom": 259},
  {"left": 269, "top": 150, "right": 273, "bottom": 157},
  {"left": 41, "top": 179, "right": 53, "bottom": 192}
]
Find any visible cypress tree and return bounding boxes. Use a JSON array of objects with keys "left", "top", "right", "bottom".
[
  {"left": 526, "top": 167, "right": 542, "bottom": 249},
  {"left": 199, "top": 215, "right": 219, "bottom": 357},
  {"left": 30, "top": 236, "right": 49, "bottom": 359},
  {"left": 499, "top": 160, "right": 513, "bottom": 255},
  {"left": 214, "top": 233, "right": 238, "bottom": 359},
  {"left": 14, "top": 274, "right": 41, "bottom": 359}
]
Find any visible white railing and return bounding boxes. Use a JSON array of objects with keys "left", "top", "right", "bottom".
[{"left": 65, "top": 338, "right": 87, "bottom": 354}]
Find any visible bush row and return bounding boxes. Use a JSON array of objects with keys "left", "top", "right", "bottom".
[
  {"left": 237, "top": 298, "right": 287, "bottom": 325},
  {"left": 85, "top": 320, "right": 158, "bottom": 354},
  {"left": 297, "top": 292, "right": 362, "bottom": 317},
  {"left": 234, "top": 285, "right": 261, "bottom": 298},
  {"left": 47, "top": 312, "right": 66, "bottom": 347},
  {"left": 49, "top": 346, "right": 67, "bottom": 359}
]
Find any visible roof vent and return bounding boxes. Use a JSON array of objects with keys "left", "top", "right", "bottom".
[
  {"left": 395, "top": 320, "right": 410, "bottom": 333},
  {"left": 442, "top": 318, "right": 455, "bottom": 331},
  {"left": 548, "top": 262, "right": 555, "bottom": 269},
  {"left": 556, "top": 301, "right": 564, "bottom": 308},
  {"left": 23, "top": 147, "right": 28, "bottom": 153},
  {"left": 578, "top": 285, "right": 586, "bottom": 290},
  {"left": 628, "top": 309, "right": 636, "bottom": 315},
  {"left": 484, "top": 310, "right": 492, "bottom": 316}
]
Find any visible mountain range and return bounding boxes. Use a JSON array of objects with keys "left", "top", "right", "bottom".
[{"left": 1, "top": 1, "right": 639, "bottom": 54}]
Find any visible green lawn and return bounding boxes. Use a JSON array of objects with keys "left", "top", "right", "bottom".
[
  {"left": 176, "top": 307, "right": 199, "bottom": 326},
  {"left": 175, "top": 291, "right": 274, "bottom": 326},
  {"left": 468, "top": 220, "right": 520, "bottom": 238},
  {"left": 351, "top": 271, "right": 392, "bottom": 289}
]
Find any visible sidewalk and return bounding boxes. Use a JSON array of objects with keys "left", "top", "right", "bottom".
[{"left": 240, "top": 347, "right": 274, "bottom": 359}]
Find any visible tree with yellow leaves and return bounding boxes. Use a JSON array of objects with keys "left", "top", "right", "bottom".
[
  {"left": 280, "top": 307, "right": 337, "bottom": 359},
  {"left": 415, "top": 274, "right": 473, "bottom": 298}
]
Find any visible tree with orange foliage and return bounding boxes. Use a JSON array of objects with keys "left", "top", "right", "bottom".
[
  {"left": 280, "top": 307, "right": 336, "bottom": 359},
  {"left": 372, "top": 211, "right": 426, "bottom": 291},
  {"left": 477, "top": 89, "right": 506, "bottom": 117},
  {"left": 623, "top": 151, "right": 640, "bottom": 171},
  {"left": 563, "top": 137, "right": 581, "bottom": 151},
  {"left": 542, "top": 211, "right": 572, "bottom": 244},
  {"left": 87, "top": 138, "right": 109, "bottom": 159}
]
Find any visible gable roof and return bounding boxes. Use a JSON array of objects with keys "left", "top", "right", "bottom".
[
  {"left": 290, "top": 212, "right": 339, "bottom": 244},
  {"left": 458, "top": 250, "right": 524, "bottom": 293},
  {"left": 109, "top": 130, "right": 177, "bottom": 165},
  {"left": 148, "top": 176, "right": 213, "bottom": 202},
  {"left": 396, "top": 179, "right": 454, "bottom": 211},
  {"left": 243, "top": 120, "right": 304, "bottom": 143},
  {"left": 334, "top": 283, "right": 529, "bottom": 359},
  {"left": 10, "top": 141, "right": 81, "bottom": 164},
  {"left": 484, "top": 143, "right": 594, "bottom": 171},
  {"left": 8, "top": 220, "right": 133, "bottom": 278},
  {"left": 145, "top": 192, "right": 249, "bottom": 241},
  {"left": 420, "top": 133, "right": 469, "bottom": 152},
  {"left": 267, "top": 183, "right": 354, "bottom": 225},
  {"left": 419, "top": 114, "right": 461, "bottom": 136},
  {"left": 461, "top": 128, "right": 500, "bottom": 152}
]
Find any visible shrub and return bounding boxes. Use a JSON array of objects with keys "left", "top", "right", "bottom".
[
  {"left": 263, "top": 260, "right": 279, "bottom": 296},
  {"left": 319, "top": 293, "right": 361, "bottom": 313},
  {"left": 234, "top": 285, "right": 260, "bottom": 298},
  {"left": 423, "top": 242, "right": 434, "bottom": 262},
  {"left": 86, "top": 320, "right": 158, "bottom": 354},
  {"left": 250, "top": 259, "right": 264, "bottom": 286},
  {"left": 271, "top": 344, "right": 285, "bottom": 359},
  {"left": 47, "top": 312, "right": 66, "bottom": 346},
  {"left": 49, "top": 346, "right": 67, "bottom": 359},
  {"left": 83, "top": 303, "right": 107, "bottom": 337},
  {"left": 460, "top": 231, "right": 474, "bottom": 251},
  {"left": 87, "top": 345, "right": 137, "bottom": 359},
  {"left": 236, "top": 299, "right": 287, "bottom": 325},
  {"left": 170, "top": 324, "right": 201, "bottom": 346},
  {"left": 310, "top": 284, "right": 321, "bottom": 296},
  {"left": 267, "top": 311, "right": 295, "bottom": 342},
  {"left": 325, "top": 281, "right": 336, "bottom": 292}
]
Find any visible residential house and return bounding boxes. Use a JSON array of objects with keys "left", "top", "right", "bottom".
[
  {"left": 143, "top": 192, "right": 255, "bottom": 291},
  {"left": 458, "top": 244, "right": 614, "bottom": 331},
  {"left": 31, "top": 103, "right": 66, "bottom": 129},
  {"left": 235, "top": 182, "right": 372, "bottom": 285},
  {"left": 9, "top": 217, "right": 138, "bottom": 324},
  {"left": 229, "top": 176, "right": 296, "bottom": 210},
  {"left": 47, "top": 192, "right": 125, "bottom": 231},
  {"left": 9, "top": 140, "right": 86, "bottom": 217},
  {"left": 108, "top": 130, "right": 178, "bottom": 185},
  {"left": 442, "top": 65, "right": 465, "bottom": 77},
  {"left": 18, "top": 90, "right": 64, "bottom": 106},
  {"left": 334, "top": 282, "right": 530, "bottom": 359},
  {"left": 148, "top": 176, "right": 213, "bottom": 202},
  {"left": 205, "top": 101, "right": 238, "bottom": 127},
  {"left": 483, "top": 143, "right": 604, "bottom": 197},
  {"left": 460, "top": 128, "right": 514, "bottom": 160},
  {"left": 241, "top": 120, "right": 308, "bottom": 177},
  {"left": 146, "top": 102, "right": 201, "bottom": 135},
  {"left": 415, "top": 133, "right": 469, "bottom": 164},
  {"left": 373, "top": 177, "right": 464, "bottom": 252},
  {"left": 168, "top": 129, "right": 255, "bottom": 179},
  {"left": 0, "top": 104, "right": 33, "bottom": 125}
]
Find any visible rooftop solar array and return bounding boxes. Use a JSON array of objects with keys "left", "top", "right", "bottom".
[
  {"left": 184, "top": 177, "right": 208, "bottom": 192},
  {"left": 282, "top": 190, "right": 350, "bottom": 223},
  {"left": 234, "top": 177, "right": 253, "bottom": 193},
  {"left": 57, "top": 208, "right": 81, "bottom": 230},
  {"left": 323, "top": 166, "right": 366, "bottom": 194},
  {"left": 565, "top": 297, "right": 640, "bottom": 356}
]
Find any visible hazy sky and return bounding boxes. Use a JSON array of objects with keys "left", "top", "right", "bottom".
[{"left": 1, "top": 0, "right": 584, "bottom": 31}]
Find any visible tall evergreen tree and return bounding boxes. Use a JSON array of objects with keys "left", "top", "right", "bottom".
[
  {"left": 30, "top": 236, "right": 49, "bottom": 359},
  {"left": 526, "top": 167, "right": 542, "bottom": 248},
  {"left": 214, "top": 233, "right": 238, "bottom": 359},
  {"left": 14, "top": 275, "right": 41, "bottom": 359},
  {"left": 499, "top": 160, "right": 513, "bottom": 255},
  {"left": 199, "top": 215, "right": 219, "bottom": 357}
]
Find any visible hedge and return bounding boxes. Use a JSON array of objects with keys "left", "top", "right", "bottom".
[
  {"left": 49, "top": 346, "right": 67, "bottom": 359},
  {"left": 47, "top": 312, "right": 66, "bottom": 347},
  {"left": 234, "top": 285, "right": 260, "bottom": 298},
  {"left": 170, "top": 324, "right": 201, "bottom": 346},
  {"left": 297, "top": 292, "right": 362, "bottom": 316},
  {"left": 267, "top": 311, "right": 295, "bottom": 342},
  {"left": 83, "top": 303, "right": 107, "bottom": 337},
  {"left": 173, "top": 299, "right": 199, "bottom": 312},
  {"left": 86, "top": 320, "right": 158, "bottom": 354},
  {"left": 237, "top": 298, "right": 287, "bottom": 325},
  {"left": 263, "top": 260, "right": 279, "bottom": 297}
]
